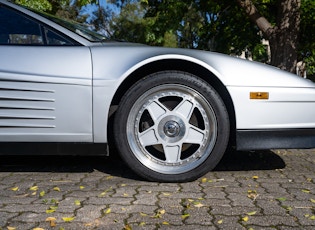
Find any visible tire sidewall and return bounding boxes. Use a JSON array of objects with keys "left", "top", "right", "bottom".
[{"left": 114, "top": 71, "right": 229, "bottom": 182}]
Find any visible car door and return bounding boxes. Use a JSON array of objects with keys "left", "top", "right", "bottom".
[{"left": 0, "top": 4, "right": 93, "bottom": 142}]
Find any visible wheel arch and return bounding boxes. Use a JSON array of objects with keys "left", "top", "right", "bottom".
[{"left": 109, "top": 59, "right": 236, "bottom": 148}]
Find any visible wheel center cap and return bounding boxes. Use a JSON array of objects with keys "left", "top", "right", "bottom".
[{"left": 164, "top": 121, "right": 180, "bottom": 137}]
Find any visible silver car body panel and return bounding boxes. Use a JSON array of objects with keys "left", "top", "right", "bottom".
[
  {"left": 90, "top": 46, "right": 315, "bottom": 142},
  {"left": 0, "top": 46, "right": 93, "bottom": 142},
  {"left": 1, "top": 0, "right": 315, "bottom": 148}
]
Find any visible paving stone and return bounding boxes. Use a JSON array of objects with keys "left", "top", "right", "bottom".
[{"left": 0, "top": 149, "right": 314, "bottom": 229}]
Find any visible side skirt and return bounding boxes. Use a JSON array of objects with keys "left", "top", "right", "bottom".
[
  {"left": 0, "top": 143, "right": 108, "bottom": 156},
  {"left": 236, "top": 129, "right": 315, "bottom": 151}
]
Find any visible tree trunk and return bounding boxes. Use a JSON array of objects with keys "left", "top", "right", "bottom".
[{"left": 236, "top": 0, "right": 301, "bottom": 73}]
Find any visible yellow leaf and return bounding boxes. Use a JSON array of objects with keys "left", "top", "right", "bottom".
[
  {"left": 7, "top": 227, "right": 16, "bottom": 230},
  {"left": 74, "top": 200, "right": 81, "bottom": 206},
  {"left": 311, "top": 199, "right": 315, "bottom": 203},
  {"left": 302, "top": 189, "right": 310, "bottom": 193},
  {"left": 123, "top": 193, "right": 129, "bottom": 197},
  {"left": 162, "top": 192, "right": 171, "bottom": 196},
  {"left": 139, "top": 222, "right": 145, "bottom": 226},
  {"left": 11, "top": 187, "right": 19, "bottom": 191},
  {"left": 39, "top": 191, "right": 45, "bottom": 197},
  {"left": 121, "top": 184, "right": 127, "bottom": 187},
  {"left": 140, "top": 212, "right": 147, "bottom": 217},
  {"left": 310, "top": 216, "right": 315, "bottom": 220},
  {"left": 53, "top": 187, "right": 61, "bottom": 192},
  {"left": 201, "top": 178, "right": 207, "bottom": 183},
  {"left": 194, "top": 202, "right": 205, "bottom": 208},
  {"left": 46, "top": 209, "right": 56, "bottom": 214},
  {"left": 104, "top": 208, "right": 111, "bottom": 214},
  {"left": 62, "top": 216, "right": 75, "bottom": 222},
  {"left": 242, "top": 216, "right": 249, "bottom": 222},
  {"left": 49, "top": 206, "right": 58, "bottom": 210},
  {"left": 106, "top": 176, "right": 113, "bottom": 180},
  {"left": 252, "top": 176, "right": 259, "bottom": 179},
  {"left": 31, "top": 191, "right": 37, "bottom": 196},
  {"left": 217, "top": 219, "right": 223, "bottom": 224},
  {"left": 181, "top": 214, "right": 190, "bottom": 219},
  {"left": 162, "top": 221, "right": 170, "bottom": 225},
  {"left": 79, "top": 186, "right": 85, "bottom": 190},
  {"left": 99, "top": 192, "right": 107, "bottom": 197},
  {"left": 29, "top": 186, "right": 38, "bottom": 191},
  {"left": 33, "top": 228, "right": 45, "bottom": 230},
  {"left": 246, "top": 211, "right": 257, "bottom": 216}
]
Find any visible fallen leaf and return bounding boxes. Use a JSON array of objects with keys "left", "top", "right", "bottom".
[
  {"left": 242, "top": 216, "right": 249, "bottom": 222},
  {"left": 33, "top": 227, "right": 45, "bottom": 230},
  {"left": 246, "top": 211, "right": 257, "bottom": 216},
  {"left": 139, "top": 222, "right": 145, "bottom": 226},
  {"left": 74, "top": 200, "right": 81, "bottom": 206},
  {"left": 104, "top": 208, "right": 111, "bottom": 214},
  {"left": 62, "top": 216, "right": 75, "bottom": 222},
  {"left": 276, "top": 197, "right": 287, "bottom": 202},
  {"left": 302, "top": 189, "right": 310, "bottom": 193},
  {"left": 39, "top": 191, "right": 45, "bottom": 197},
  {"left": 311, "top": 199, "right": 315, "bottom": 203},
  {"left": 310, "top": 216, "right": 315, "bottom": 220},
  {"left": 7, "top": 227, "right": 16, "bottom": 230},
  {"left": 50, "top": 199, "right": 59, "bottom": 204},
  {"left": 11, "top": 187, "right": 19, "bottom": 191},
  {"left": 201, "top": 178, "right": 207, "bottom": 183},
  {"left": 153, "top": 209, "right": 165, "bottom": 218},
  {"left": 140, "top": 212, "right": 147, "bottom": 217},
  {"left": 193, "top": 202, "right": 205, "bottom": 208},
  {"left": 79, "top": 186, "right": 85, "bottom": 190},
  {"left": 124, "top": 224, "right": 132, "bottom": 230},
  {"left": 45, "top": 217, "right": 57, "bottom": 227},
  {"left": 162, "top": 221, "right": 170, "bottom": 225},
  {"left": 46, "top": 209, "right": 56, "bottom": 214},
  {"left": 181, "top": 213, "right": 190, "bottom": 219},
  {"left": 252, "top": 176, "right": 259, "bottom": 179},
  {"left": 53, "top": 187, "right": 61, "bottom": 192},
  {"left": 217, "top": 219, "right": 223, "bottom": 224},
  {"left": 247, "top": 190, "right": 258, "bottom": 200},
  {"left": 162, "top": 192, "right": 171, "bottom": 196},
  {"left": 29, "top": 186, "right": 38, "bottom": 191}
]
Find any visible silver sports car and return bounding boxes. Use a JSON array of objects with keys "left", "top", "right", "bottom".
[{"left": 1, "top": 0, "right": 315, "bottom": 182}]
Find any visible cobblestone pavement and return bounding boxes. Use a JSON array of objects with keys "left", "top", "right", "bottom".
[{"left": 0, "top": 147, "right": 314, "bottom": 230}]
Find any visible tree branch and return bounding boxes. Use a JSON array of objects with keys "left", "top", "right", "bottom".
[{"left": 236, "top": 0, "right": 274, "bottom": 38}]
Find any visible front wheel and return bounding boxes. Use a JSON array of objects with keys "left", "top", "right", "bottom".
[{"left": 114, "top": 71, "right": 230, "bottom": 182}]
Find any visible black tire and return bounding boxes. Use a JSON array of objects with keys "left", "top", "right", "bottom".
[{"left": 114, "top": 71, "right": 230, "bottom": 182}]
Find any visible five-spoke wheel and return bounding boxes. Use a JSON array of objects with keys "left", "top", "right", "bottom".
[{"left": 114, "top": 71, "right": 229, "bottom": 182}]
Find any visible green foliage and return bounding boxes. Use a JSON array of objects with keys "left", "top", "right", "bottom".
[
  {"left": 15, "top": 0, "right": 52, "bottom": 11},
  {"left": 299, "top": 0, "right": 315, "bottom": 77}
]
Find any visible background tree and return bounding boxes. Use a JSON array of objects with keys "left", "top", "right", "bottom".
[{"left": 237, "top": 0, "right": 301, "bottom": 73}]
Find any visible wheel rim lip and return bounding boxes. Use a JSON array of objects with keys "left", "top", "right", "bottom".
[{"left": 126, "top": 84, "right": 218, "bottom": 174}]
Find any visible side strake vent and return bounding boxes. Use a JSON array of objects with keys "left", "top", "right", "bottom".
[{"left": 0, "top": 81, "right": 56, "bottom": 129}]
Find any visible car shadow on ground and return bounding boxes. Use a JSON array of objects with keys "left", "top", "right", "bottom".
[{"left": 0, "top": 143, "right": 285, "bottom": 180}]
